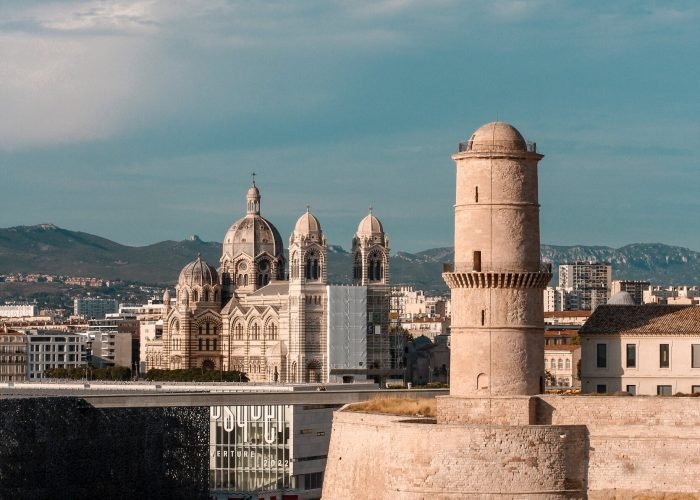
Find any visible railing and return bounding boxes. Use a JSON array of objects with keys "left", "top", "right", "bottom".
[
  {"left": 442, "top": 262, "right": 552, "bottom": 274},
  {"left": 457, "top": 140, "right": 537, "bottom": 153}
]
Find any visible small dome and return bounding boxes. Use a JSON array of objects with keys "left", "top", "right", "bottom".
[
  {"left": 357, "top": 211, "right": 384, "bottom": 237},
  {"left": 608, "top": 291, "right": 635, "bottom": 306},
  {"left": 247, "top": 183, "right": 260, "bottom": 199},
  {"left": 178, "top": 255, "right": 218, "bottom": 287},
  {"left": 163, "top": 289, "right": 171, "bottom": 302},
  {"left": 294, "top": 209, "right": 322, "bottom": 236},
  {"left": 466, "top": 121, "right": 527, "bottom": 153}
]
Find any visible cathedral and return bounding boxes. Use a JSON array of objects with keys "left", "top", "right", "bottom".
[{"left": 144, "top": 181, "right": 392, "bottom": 384}]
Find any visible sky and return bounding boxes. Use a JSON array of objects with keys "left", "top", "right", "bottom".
[{"left": 1, "top": 0, "right": 699, "bottom": 253}]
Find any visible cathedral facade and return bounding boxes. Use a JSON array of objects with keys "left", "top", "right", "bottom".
[{"left": 144, "top": 182, "right": 391, "bottom": 384}]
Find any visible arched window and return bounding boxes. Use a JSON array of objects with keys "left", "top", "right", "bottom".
[
  {"left": 558, "top": 359, "right": 563, "bottom": 369},
  {"left": 213, "top": 338, "right": 218, "bottom": 351},
  {"left": 198, "top": 325, "right": 203, "bottom": 335},
  {"left": 565, "top": 358, "right": 570, "bottom": 369},
  {"left": 550, "top": 359, "right": 556, "bottom": 369},
  {"left": 198, "top": 338, "right": 203, "bottom": 351},
  {"left": 204, "top": 289, "right": 209, "bottom": 302},
  {"left": 353, "top": 254, "right": 362, "bottom": 280},
  {"left": 257, "top": 259, "right": 271, "bottom": 287},
  {"left": 291, "top": 252, "right": 299, "bottom": 280},
  {"left": 266, "top": 323, "right": 278, "bottom": 340},
  {"left": 205, "top": 339, "right": 210, "bottom": 351},
  {"left": 305, "top": 250, "right": 320, "bottom": 280},
  {"left": 368, "top": 252, "right": 383, "bottom": 282},
  {"left": 234, "top": 323, "right": 243, "bottom": 341},
  {"left": 236, "top": 261, "right": 248, "bottom": 287},
  {"left": 214, "top": 290, "right": 218, "bottom": 302},
  {"left": 251, "top": 323, "right": 260, "bottom": 341}
]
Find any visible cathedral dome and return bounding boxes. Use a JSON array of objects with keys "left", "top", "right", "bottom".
[
  {"left": 357, "top": 211, "right": 384, "bottom": 237},
  {"left": 224, "top": 215, "right": 284, "bottom": 258},
  {"left": 466, "top": 121, "right": 527, "bottom": 153},
  {"left": 294, "top": 209, "right": 322, "bottom": 237},
  {"left": 178, "top": 255, "right": 218, "bottom": 287},
  {"left": 222, "top": 181, "right": 285, "bottom": 261}
]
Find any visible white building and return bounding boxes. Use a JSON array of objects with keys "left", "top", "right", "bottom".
[
  {"left": 544, "top": 344, "right": 581, "bottom": 388},
  {"left": 580, "top": 304, "right": 700, "bottom": 395},
  {"left": 25, "top": 329, "right": 87, "bottom": 379},
  {"left": 0, "top": 304, "right": 37, "bottom": 318},
  {"left": 558, "top": 261, "right": 612, "bottom": 310},
  {"left": 208, "top": 384, "right": 366, "bottom": 499},
  {"left": 643, "top": 285, "right": 700, "bottom": 305}
]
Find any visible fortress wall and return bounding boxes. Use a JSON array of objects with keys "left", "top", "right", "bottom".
[
  {"left": 437, "top": 395, "right": 534, "bottom": 425},
  {"left": 538, "top": 396, "right": 700, "bottom": 496},
  {"left": 437, "top": 395, "right": 700, "bottom": 496},
  {"left": 322, "top": 411, "right": 587, "bottom": 500}
]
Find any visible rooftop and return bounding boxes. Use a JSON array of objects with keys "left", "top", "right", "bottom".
[{"left": 580, "top": 305, "right": 700, "bottom": 335}]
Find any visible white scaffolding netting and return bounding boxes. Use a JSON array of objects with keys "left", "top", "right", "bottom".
[{"left": 326, "top": 285, "right": 367, "bottom": 372}]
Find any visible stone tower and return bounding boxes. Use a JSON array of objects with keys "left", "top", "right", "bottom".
[
  {"left": 352, "top": 211, "right": 392, "bottom": 382},
  {"left": 443, "top": 121, "right": 551, "bottom": 397},
  {"left": 288, "top": 208, "right": 328, "bottom": 382}
]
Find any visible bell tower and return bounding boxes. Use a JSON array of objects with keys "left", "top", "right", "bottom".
[{"left": 442, "top": 122, "right": 551, "bottom": 397}]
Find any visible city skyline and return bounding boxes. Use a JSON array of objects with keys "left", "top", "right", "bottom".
[{"left": 2, "top": 1, "right": 699, "bottom": 253}]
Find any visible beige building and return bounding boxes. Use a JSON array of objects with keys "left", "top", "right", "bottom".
[
  {"left": 544, "top": 344, "right": 580, "bottom": 388},
  {"left": 145, "top": 183, "right": 391, "bottom": 384},
  {"left": 580, "top": 304, "right": 700, "bottom": 395},
  {"left": 0, "top": 328, "right": 27, "bottom": 382}
]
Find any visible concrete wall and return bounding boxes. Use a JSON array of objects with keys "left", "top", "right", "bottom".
[{"left": 323, "top": 411, "right": 587, "bottom": 499}]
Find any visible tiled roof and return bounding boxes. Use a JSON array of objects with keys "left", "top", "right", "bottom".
[
  {"left": 545, "top": 311, "right": 591, "bottom": 318},
  {"left": 579, "top": 305, "right": 700, "bottom": 335},
  {"left": 545, "top": 329, "right": 579, "bottom": 337}
]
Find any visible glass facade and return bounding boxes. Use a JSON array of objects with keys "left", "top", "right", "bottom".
[{"left": 209, "top": 404, "right": 292, "bottom": 494}]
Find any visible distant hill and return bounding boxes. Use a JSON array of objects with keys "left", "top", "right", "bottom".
[{"left": 1, "top": 225, "right": 700, "bottom": 292}]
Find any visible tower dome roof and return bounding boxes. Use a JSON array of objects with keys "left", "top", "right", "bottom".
[
  {"left": 466, "top": 121, "right": 527, "bottom": 153},
  {"left": 294, "top": 208, "right": 322, "bottom": 236},
  {"left": 608, "top": 291, "right": 635, "bottom": 305},
  {"left": 178, "top": 255, "right": 218, "bottom": 287},
  {"left": 357, "top": 211, "right": 384, "bottom": 237}
]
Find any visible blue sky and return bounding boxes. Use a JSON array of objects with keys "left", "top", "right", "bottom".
[{"left": 1, "top": 1, "right": 699, "bottom": 253}]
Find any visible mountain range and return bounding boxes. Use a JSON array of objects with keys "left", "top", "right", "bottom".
[{"left": 1, "top": 225, "right": 700, "bottom": 293}]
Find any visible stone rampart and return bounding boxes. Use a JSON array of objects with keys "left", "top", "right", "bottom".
[
  {"left": 325, "top": 396, "right": 700, "bottom": 499},
  {"left": 323, "top": 411, "right": 587, "bottom": 499}
]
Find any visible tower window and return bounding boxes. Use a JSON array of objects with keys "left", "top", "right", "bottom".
[
  {"left": 481, "top": 309, "right": 485, "bottom": 326},
  {"left": 473, "top": 251, "right": 482, "bottom": 272},
  {"left": 475, "top": 186, "right": 479, "bottom": 203},
  {"left": 305, "top": 251, "right": 320, "bottom": 280}
]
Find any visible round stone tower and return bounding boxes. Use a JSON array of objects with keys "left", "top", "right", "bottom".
[{"left": 443, "top": 121, "right": 551, "bottom": 397}]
